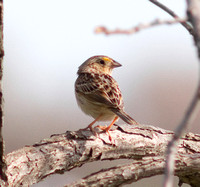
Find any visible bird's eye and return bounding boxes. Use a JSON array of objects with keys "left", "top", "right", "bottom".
[{"left": 99, "top": 60, "right": 105, "bottom": 65}]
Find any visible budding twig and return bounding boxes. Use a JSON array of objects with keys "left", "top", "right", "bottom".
[{"left": 95, "top": 18, "right": 187, "bottom": 35}]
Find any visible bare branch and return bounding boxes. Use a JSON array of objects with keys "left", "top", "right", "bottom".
[
  {"left": 164, "top": 0, "right": 200, "bottom": 186},
  {"left": 0, "top": 0, "right": 7, "bottom": 183},
  {"left": 66, "top": 154, "right": 200, "bottom": 187},
  {"left": 95, "top": 18, "right": 187, "bottom": 35},
  {"left": 164, "top": 96, "right": 200, "bottom": 187},
  {"left": 149, "top": 0, "right": 194, "bottom": 35},
  {"left": 187, "top": 0, "right": 200, "bottom": 58},
  {"left": 66, "top": 157, "right": 165, "bottom": 187},
  {"left": 3, "top": 124, "right": 200, "bottom": 186}
]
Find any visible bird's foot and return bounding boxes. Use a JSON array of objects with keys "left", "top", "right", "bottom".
[
  {"left": 95, "top": 125, "right": 108, "bottom": 131},
  {"left": 95, "top": 125, "right": 112, "bottom": 141}
]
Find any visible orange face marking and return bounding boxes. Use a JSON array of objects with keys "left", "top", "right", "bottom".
[{"left": 102, "top": 57, "right": 111, "bottom": 62}]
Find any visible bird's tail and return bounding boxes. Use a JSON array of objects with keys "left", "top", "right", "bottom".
[{"left": 111, "top": 109, "right": 138, "bottom": 125}]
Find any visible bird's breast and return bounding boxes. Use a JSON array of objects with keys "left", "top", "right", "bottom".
[{"left": 75, "top": 92, "right": 116, "bottom": 121}]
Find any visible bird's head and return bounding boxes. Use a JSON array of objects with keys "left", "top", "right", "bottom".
[{"left": 77, "top": 55, "right": 122, "bottom": 75}]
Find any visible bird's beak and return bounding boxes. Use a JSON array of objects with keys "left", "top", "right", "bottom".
[{"left": 112, "top": 61, "right": 122, "bottom": 68}]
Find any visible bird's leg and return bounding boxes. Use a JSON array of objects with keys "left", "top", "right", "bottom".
[
  {"left": 97, "top": 116, "right": 119, "bottom": 131},
  {"left": 96, "top": 116, "right": 119, "bottom": 141},
  {"left": 80, "top": 115, "right": 102, "bottom": 133},
  {"left": 87, "top": 116, "right": 101, "bottom": 132}
]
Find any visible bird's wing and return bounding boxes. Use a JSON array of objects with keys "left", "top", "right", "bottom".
[
  {"left": 75, "top": 73, "right": 124, "bottom": 110},
  {"left": 76, "top": 73, "right": 138, "bottom": 125}
]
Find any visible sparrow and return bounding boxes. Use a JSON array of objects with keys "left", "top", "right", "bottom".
[{"left": 75, "top": 55, "right": 137, "bottom": 140}]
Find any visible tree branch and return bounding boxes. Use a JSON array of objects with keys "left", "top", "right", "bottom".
[
  {"left": 65, "top": 154, "right": 200, "bottom": 187},
  {"left": 66, "top": 156, "right": 165, "bottom": 187},
  {"left": 149, "top": 0, "right": 194, "bottom": 35},
  {"left": 187, "top": 0, "right": 200, "bottom": 58},
  {"left": 95, "top": 18, "right": 187, "bottom": 35},
  {"left": 0, "top": 0, "right": 7, "bottom": 183},
  {"left": 3, "top": 124, "right": 200, "bottom": 186},
  {"left": 95, "top": 1, "right": 194, "bottom": 36},
  {"left": 164, "top": 1, "right": 200, "bottom": 186}
]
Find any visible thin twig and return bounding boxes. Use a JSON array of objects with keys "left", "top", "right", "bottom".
[
  {"left": 149, "top": 0, "right": 194, "bottom": 35},
  {"left": 163, "top": 0, "right": 200, "bottom": 186},
  {"left": 164, "top": 85, "right": 200, "bottom": 187},
  {"left": 95, "top": 18, "right": 186, "bottom": 35}
]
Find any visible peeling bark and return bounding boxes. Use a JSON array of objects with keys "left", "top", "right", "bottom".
[
  {"left": 65, "top": 154, "right": 200, "bottom": 187},
  {"left": 3, "top": 124, "right": 200, "bottom": 186}
]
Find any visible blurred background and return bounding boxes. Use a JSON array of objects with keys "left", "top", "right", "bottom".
[{"left": 3, "top": 0, "right": 199, "bottom": 186}]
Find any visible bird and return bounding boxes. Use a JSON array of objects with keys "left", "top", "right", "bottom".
[{"left": 75, "top": 55, "right": 137, "bottom": 140}]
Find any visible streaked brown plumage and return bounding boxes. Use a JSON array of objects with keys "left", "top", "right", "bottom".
[{"left": 75, "top": 55, "right": 137, "bottom": 140}]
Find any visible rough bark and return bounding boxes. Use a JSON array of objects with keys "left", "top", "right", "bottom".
[
  {"left": 187, "top": 0, "right": 200, "bottom": 58},
  {"left": 3, "top": 124, "right": 200, "bottom": 186},
  {"left": 65, "top": 154, "right": 200, "bottom": 187},
  {"left": 0, "top": 0, "right": 6, "bottom": 183}
]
